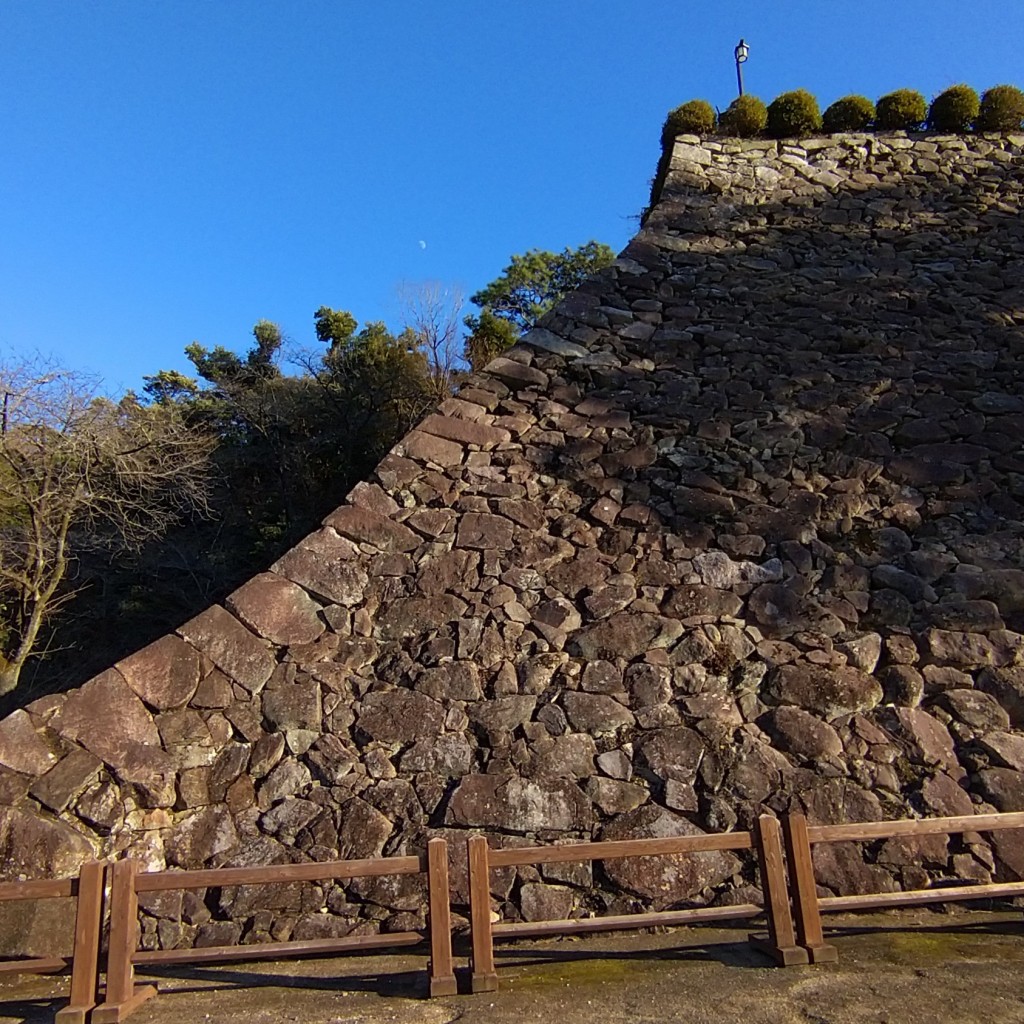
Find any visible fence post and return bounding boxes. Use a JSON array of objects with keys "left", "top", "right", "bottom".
[
  {"left": 426, "top": 838, "right": 457, "bottom": 996},
  {"left": 748, "top": 814, "right": 809, "bottom": 965},
  {"left": 92, "top": 858, "right": 158, "bottom": 1024},
  {"left": 55, "top": 860, "right": 106, "bottom": 1024},
  {"left": 467, "top": 835, "right": 498, "bottom": 993},
  {"left": 782, "top": 813, "right": 838, "bottom": 964}
]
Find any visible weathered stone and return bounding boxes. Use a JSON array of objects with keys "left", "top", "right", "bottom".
[
  {"left": 561, "top": 693, "right": 634, "bottom": 735},
  {"left": 446, "top": 775, "right": 592, "bottom": 832},
  {"left": 263, "top": 681, "right": 322, "bottom": 735},
  {"left": 520, "top": 882, "right": 575, "bottom": 921},
  {"left": 376, "top": 595, "right": 468, "bottom": 640},
  {"left": 920, "top": 772, "right": 974, "bottom": 817},
  {"left": 400, "top": 735, "right": 473, "bottom": 777},
  {"left": 663, "top": 586, "right": 743, "bottom": 621},
  {"left": 178, "top": 606, "right": 276, "bottom": 693},
  {"left": 926, "top": 629, "right": 1011, "bottom": 668},
  {"left": 573, "top": 614, "right": 684, "bottom": 661},
  {"left": 835, "top": 633, "right": 882, "bottom": 674},
  {"left": 338, "top": 798, "right": 395, "bottom": 858},
  {"left": 258, "top": 759, "right": 312, "bottom": 807},
  {"left": 747, "top": 584, "right": 823, "bottom": 637},
  {"left": 757, "top": 707, "right": 842, "bottom": 760},
  {"left": 469, "top": 696, "right": 537, "bottom": 735},
  {"left": 0, "top": 806, "right": 95, "bottom": 879},
  {"left": 596, "top": 749, "right": 633, "bottom": 781},
  {"left": 0, "top": 710, "right": 57, "bottom": 776},
  {"left": 978, "top": 667, "right": 1024, "bottom": 726},
  {"left": 812, "top": 841, "right": 898, "bottom": 897},
  {"left": 165, "top": 806, "right": 239, "bottom": 867},
  {"left": 52, "top": 669, "right": 160, "bottom": 769},
  {"left": 114, "top": 744, "right": 177, "bottom": 807},
  {"left": 692, "top": 551, "right": 783, "bottom": 588},
  {"left": 227, "top": 573, "right": 324, "bottom": 646},
  {"left": 800, "top": 780, "right": 883, "bottom": 826},
  {"left": 456, "top": 513, "right": 515, "bottom": 550},
  {"left": 415, "top": 663, "right": 483, "bottom": 701},
  {"left": 954, "top": 569, "right": 1024, "bottom": 615},
  {"left": 600, "top": 807, "right": 739, "bottom": 909},
  {"left": 769, "top": 663, "right": 882, "bottom": 720},
  {"left": 532, "top": 733, "right": 597, "bottom": 779},
  {"left": 260, "top": 797, "right": 321, "bottom": 839},
  {"left": 976, "top": 769, "right": 1024, "bottom": 812},
  {"left": 881, "top": 708, "right": 957, "bottom": 769},
  {"left": 936, "top": 690, "right": 1011, "bottom": 733},
  {"left": 117, "top": 635, "right": 203, "bottom": 711},
  {"left": 978, "top": 732, "right": 1024, "bottom": 772},
  {"left": 357, "top": 690, "right": 445, "bottom": 744},
  {"left": 587, "top": 777, "right": 649, "bottom": 815},
  {"left": 487, "top": 357, "right": 549, "bottom": 389},
  {"left": 418, "top": 412, "right": 511, "bottom": 448},
  {"left": 323, "top": 505, "right": 420, "bottom": 552},
  {"left": 272, "top": 529, "right": 368, "bottom": 606},
  {"left": 636, "top": 726, "right": 704, "bottom": 782},
  {"left": 28, "top": 747, "right": 103, "bottom": 813},
  {"left": 398, "top": 429, "right": 465, "bottom": 467}
]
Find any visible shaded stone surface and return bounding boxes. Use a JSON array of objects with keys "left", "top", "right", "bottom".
[
  {"left": 446, "top": 775, "right": 592, "bottom": 832},
  {"left": 601, "top": 807, "right": 740, "bottom": 909}
]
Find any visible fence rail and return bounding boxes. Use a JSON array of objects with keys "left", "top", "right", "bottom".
[
  {"left": 782, "top": 810, "right": 1024, "bottom": 963},
  {"left": 91, "top": 838, "right": 455, "bottom": 1023},
  {"left": 0, "top": 861, "right": 104, "bottom": 1024},
  {"left": 467, "top": 813, "right": 806, "bottom": 993}
]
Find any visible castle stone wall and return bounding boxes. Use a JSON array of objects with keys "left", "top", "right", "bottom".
[{"left": 0, "top": 131, "right": 1022, "bottom": 951}]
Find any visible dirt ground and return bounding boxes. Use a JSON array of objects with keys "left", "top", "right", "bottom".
[{"left": 2, "top": 909, "right": 1023, "bottom": 1024}]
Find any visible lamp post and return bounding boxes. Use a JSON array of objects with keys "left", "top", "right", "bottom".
[{"left": 734, "top": 38, "right": 749, "bottom": 97}]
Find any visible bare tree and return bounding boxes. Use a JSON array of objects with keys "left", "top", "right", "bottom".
[
  {"left": 396, "top": 281, "right": 465, "bottom": 396},
  {"left": 0, "top": 361, "right": 214, "bottom": 694}
]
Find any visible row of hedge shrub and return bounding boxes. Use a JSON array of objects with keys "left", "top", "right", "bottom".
[{"left": 662, "top": 84, "right": 1024, "bottom": 142}]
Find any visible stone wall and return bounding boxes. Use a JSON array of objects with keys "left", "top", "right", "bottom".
[{"left": 1, "top": 130, "right": 1023, "bottom": 952}]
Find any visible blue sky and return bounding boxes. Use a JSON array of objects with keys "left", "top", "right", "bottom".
[{"left": 2, "top": 1, "right": 1022, "bottom": 394}]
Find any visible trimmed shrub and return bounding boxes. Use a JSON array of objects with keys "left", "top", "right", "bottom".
[
  {"left": 927, "top": 84, "right": 980, "bottom": 132},
  {"left": 719, "top": 94, "right": 768, "bottom": 137},
  {"left": 875, "top": 89, "right": 927, "bottom": 130},
  {"left": 766, "top": 89, "right": 823, "bottom": 137},
  {"left": 661, "top": 100, "right": 716, "bottom": 144},
  {"left": 977, "top": 84, "right": 1024, "bottom": 131},
  {"left": 823, "top": 95, "right": 875, "bottom": 133}
]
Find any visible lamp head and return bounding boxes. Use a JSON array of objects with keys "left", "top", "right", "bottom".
[{"left": 735, "top": 39, "right": 749, "bottom": 63}]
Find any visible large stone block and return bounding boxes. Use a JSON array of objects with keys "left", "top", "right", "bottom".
[
  {"left": 0, "top": 806, "right": 95, "bottom": 879},
  {"left": 118, "top": 634, "right": 204, "bottom": 711},
  {"left": 52, "top": 669, "right": 160, "bottom": 769},
  {"left": 446, "top": 775, "right": 592, "bottom": 832},
  {"left": 227, "top": 573, "right": 325, "bottom": 645},
  {"left": 272, "top": 528, "right": 368, "bottom": 606},
  {"left": 178, "top": 605, "right": 276, "bottom": 693},
  {"left": 600, "top": 807, "right": 740, "bottom": 909},
  {"left": 0, "top": 710, "right": 57, "bottom": 776}
]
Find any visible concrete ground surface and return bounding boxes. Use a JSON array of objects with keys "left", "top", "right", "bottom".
[{"left": 1, "top": 910, "right": 1023, "bottom": 1024}]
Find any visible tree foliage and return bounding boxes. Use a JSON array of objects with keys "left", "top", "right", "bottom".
[
  {"left": 463, "top": 242, "right": 614, "bottom": 369},
  {"left": 0, "top": 363, "right": 213, "bottom": 694}
]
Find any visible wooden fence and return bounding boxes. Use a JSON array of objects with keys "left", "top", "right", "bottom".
[
  {"left": 782, "top": 810, "right": 1024, "bottom": 963},
  {"left": 1, "top": 811, "right": 1024, "bottom": 1018},
  {"left": 466, "top": 813, "right": 807, "bottom": 992},
  {"left": 0, "top": 861, "right": 104, "bottom": 1024},
  {"left": 92, "top": 837, "right": 456, "bottom": 1023}
]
